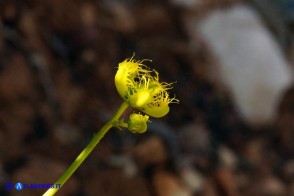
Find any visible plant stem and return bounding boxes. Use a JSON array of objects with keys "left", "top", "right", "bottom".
[{"left": 43, "top": 102, "right": 129, "bottom": 196}]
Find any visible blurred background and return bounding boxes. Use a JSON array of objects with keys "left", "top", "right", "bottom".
[{"left": 0, "top": 0, "right": 294, "bottom": 195}]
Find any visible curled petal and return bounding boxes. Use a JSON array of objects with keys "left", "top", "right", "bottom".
[
  {"left": 130, "top": 89, "right": 151, "bottom": 108},
  {"left": 141, "top": 104, "right": 170, "bottom": 118}
]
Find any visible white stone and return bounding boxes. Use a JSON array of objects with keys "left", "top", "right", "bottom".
[{"left": 198, "top": 4, "right": 293, "bottom": 124}]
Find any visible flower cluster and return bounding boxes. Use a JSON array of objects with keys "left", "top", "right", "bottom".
[{"left": 115, "top": 55, "right": 179, "bottom": 120}]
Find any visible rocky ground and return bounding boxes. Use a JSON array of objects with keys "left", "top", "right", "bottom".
[{"left": 0, "top": 0, "right": 293, "bottom": 195}]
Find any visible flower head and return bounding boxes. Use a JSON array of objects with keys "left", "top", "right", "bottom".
[{"left": 115, "top": 55, "right": 179, "bottom": 118}]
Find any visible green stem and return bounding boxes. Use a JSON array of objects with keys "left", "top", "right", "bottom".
[{"left": 43, "top": 102, "right": 129, "bottom": 196}]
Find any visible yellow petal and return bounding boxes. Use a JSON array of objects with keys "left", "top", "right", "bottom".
[
  {"left": 115, "top": 69, "right": 129, "bottom": 98},
  {"left": 129, "top": 89, "right": 151, "bottom": 108},
  {"left": 114, "top": 61, "right": 138, "bottom": 100},
  {"left": 141, "top": 105, "right": 170, "bottom": 118}
]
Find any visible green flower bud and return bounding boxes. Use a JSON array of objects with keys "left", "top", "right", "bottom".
[{"left": 127, "top": 113, "right": 149, "bottom": 133}]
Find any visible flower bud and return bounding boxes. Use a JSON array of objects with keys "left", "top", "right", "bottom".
[{"left": 128, "top": 113, "right": 149, "bottom": 133}]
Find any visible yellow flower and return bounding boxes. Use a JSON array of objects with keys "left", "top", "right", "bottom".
[
  {"left": 115, "top": 55, "right": 179, "bottom": 118},
  {"left": 128, "top": 113, "right": 149, "bottom": 133}
]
